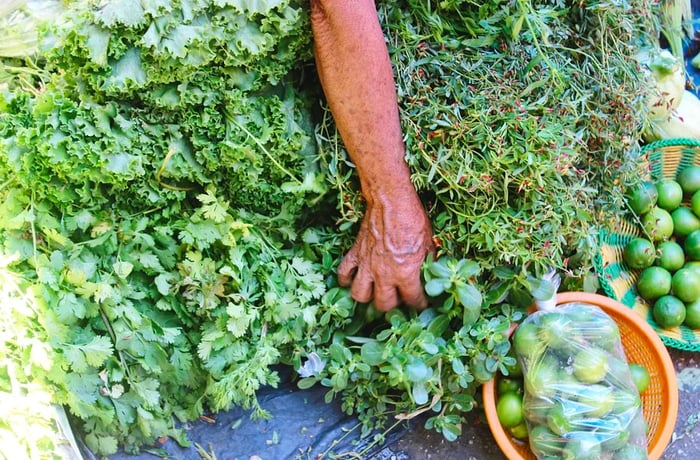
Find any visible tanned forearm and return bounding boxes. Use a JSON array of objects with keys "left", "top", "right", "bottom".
[{"left": 310, "top": 0, "right": 434, "bottom": 311}]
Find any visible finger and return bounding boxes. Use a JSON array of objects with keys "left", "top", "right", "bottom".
[
  {"left": 350, "top": 268, "right": 373, "bottom": 304},
  {"left": 337, "top": 247, "right": 359, "bottom": 287},
  {"left": 373, "top": 283, "right": 399, "bottom": 312},
  {"left": 398, "top": 274, "right": 429, "bottom": 310}
]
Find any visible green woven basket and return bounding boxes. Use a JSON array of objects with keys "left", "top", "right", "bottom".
[{"left": 595, "top": 138, "right": 700, "bottom": 352}]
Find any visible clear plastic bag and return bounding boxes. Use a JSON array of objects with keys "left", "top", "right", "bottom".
[{"left": 512, "top": 302, "right": 649, "bottom": 459}]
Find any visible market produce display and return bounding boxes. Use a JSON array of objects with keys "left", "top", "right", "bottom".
[
  {"left": 598, "top": 140, "right": 700, "bottom": 351},
  {"left": 0, "top": 0, "right": 668, "bottom": 457},
  {"left": 623, "top": 170, "right": 700, "bottom": 329}
]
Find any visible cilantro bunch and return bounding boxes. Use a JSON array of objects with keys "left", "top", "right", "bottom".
[{"left": 0, "top": 0, "right": 347, "bottom": 455}]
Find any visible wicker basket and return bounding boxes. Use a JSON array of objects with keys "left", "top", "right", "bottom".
[
  {"left": 594, "top": 138, "right": 700, "bottom": 351},
  {"left": 483, "top": 292, "right": 679, "bottom": 460}
]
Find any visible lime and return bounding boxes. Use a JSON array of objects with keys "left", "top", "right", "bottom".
[
  {"left": 628, "top": 363, "right": 650, "bottom": 394},
  {"left": 693, "top": 190, "right": 700, "bottom": 217},
  {"left": 525, "top": 355, "right": 561, "bottom": 398},
  {"left": 685, "top": 229, "right": 700, "bottom": 261},
  {"left": 573, "top": 347, "right": 609, "bottom": 384},
  {"left": 577, "top": 383, "right": 615, "bottom": 417},
  {"left": 513, "top": 322, "right": 542, "bottom": 360},
  {"left": 503, "top": 347, "right": 523, "bottom": 377},
  {"left": 683, "top": 261, "right": 700, "bottom": 277},
  {"left": 562, "top": 434, "right": 602, "bottom": 460},
  {"left": 546, "top": 400, "right": 575, "bottom": 436},
  {"left": 656, "top": 240, "right": 686, "bottom": 272},
  {"left": 613, "top": 443, "right": 648, "bottom": 460},
  {"left": 590, "top": 316, "right": 621, "bottom": 351},
  {"left": 623, "top": 238, "right": 656, "bottom": 270},
  {"left": 524, "top": 396, "right": 555, "bottom": 425},
  {"left": 677, "top": 165, "right": 700, "bottom": 195},
  {"left": 529, "top": 425, "right": 565, "bottom": 458},
  {"left": 672, "top": 206, "right": 700, "bottom": 238},
  {"left": 684, "top": 298, "right": 700, "bottom": 329},
  {"left": 599, "top": 417, "right": 631, "bottom": 451},
  {"left": 653, "top": 295, "right": 687, "bottom": 328},
  {"left": 636, "top": 266, "right": 672, "bottom": 301},
  {"left": 498, "top": 377, "right": 523, "bottom": 395},
  {"left": 671, "top": 267, "right": 700, "bottom": 303},
  {"left": 508, "top": 422, "right": 529, "bottom": 440},
  {"left": 626, "top": 181, "right": 658, "bottom": 215},
  {"left": 641, "top": 206, "right": 674, "bottom": 242},
  {"left": 538, "top": 311, "right": 578, "bottom": 351},
  {"left": 611, "top": 389, "right": 642, "bottom": 414},
  {"left": 656, "top": 179, "right": 684, "bottom": 211},
  {"left": 496, "top": 391, "right": 524, "bottom": 428}
]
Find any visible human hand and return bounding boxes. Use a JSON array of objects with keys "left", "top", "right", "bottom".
[{"left": 337, "top": 193, "right": 435, "bottom": 311}]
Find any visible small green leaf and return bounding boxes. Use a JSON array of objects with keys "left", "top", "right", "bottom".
[
  {"left": 360, "top": 341, "right": 384, "bottom": 366},
  {"left": 406, "top": 359, "right": 432, "bottom": 383},
  {"left": 297, "top": 377, "right": 318, "bottom": 390},
  {"left": 456, "top": 282, "right": 482, "bottom": 310},
  {"left": 412, "top": 382, "right": 429, "bottom": 405},
  {"left": 425, "top": 278, "right": 450, "bottom": 297}
]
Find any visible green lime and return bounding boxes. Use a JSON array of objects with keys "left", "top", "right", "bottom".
[
  {"left": 498, "top": 377, "right": 524, "bottom": 395},
  {"left": 611, "top": 389, "right": 642, "bottom": 414},
  {"left": 653, "top": 295, "right": 687, "bottom": 328},
  {"left": 562, "top": 434, "right": 602, "bottom": 460},
  {"left": 628, "top": 363, "right": 651, "bottom": 394},
  {"left": 599, "top": 417, "right": 631, "bottom": 451},
  {"left": 524, "top": 396, "right": 555, "bottom": 425},
  {"left": 577, "top": 383, "right": 615, "bottom": 417},
  {"left": 525, "top": 355, "right": 561, "bottom": 398},
  {"left": 693, "top": 190, "right": 700, "bottom": 217},
  {"left": 613, "top": 443, "right": 648, "bottom": 460},
  {"left": 623, "top": 238, "right": 656, "bottom": 270},
  {"left": 685, "top": 229, "right": 700, "bottom": 261},
  {"left": 684, "top": 298, "right": 700, "bottom": 329},
  {"left": 677, "top": 165, "right": 700, "bottom": 195},
  {"left": 656, "top": 240, "right": 686, "bottom": 272},
  {"left": 656, "top": 179, "right": 684, "bottom": 211},
  {"left": 626, "top": 181, "right": 658, "bottom": 215},
  {"left": 508, "top": 422, "right": 529, "bottom": 440},
  {"left": 672, "top": 206, "right": 700, "bottom": 238},
  {"left": 496, "top": 391, "right": 525, "bottom": 428},
  {"left": 590, "top": 315, "right": 621, "bottom": 351},
  {"left": 546, "top": 400, "right": 575, "bottom": 436},
  {"left": 641, "top": 206, "right": 674, "bottom": 242},
  {"left": 671, "top": 267, "right": 700, "bottom": 303},
  {"left": 529, "top": 425, "right": 565, "bottom": 458},
  {"left": 573, "top": 347, "right": 609, "bottom": 384},
  {"left": 513, "top": 322, "right": 542, "bottom": 360},
  {"left": 538, "top": 311, "right": 578, "bottom": 351},
  {"left": 636, "top": 266, "right": 672, "bottom": 301}
]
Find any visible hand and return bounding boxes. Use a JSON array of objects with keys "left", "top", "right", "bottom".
[{"left": 337, "top": 192, "right": 435, "bottom": 311}]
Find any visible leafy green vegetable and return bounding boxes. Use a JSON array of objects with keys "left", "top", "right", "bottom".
[{"left": 0, "top": 0, "right": 662, "bottom": 455}]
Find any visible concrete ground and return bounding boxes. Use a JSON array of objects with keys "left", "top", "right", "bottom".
[{"left": 380, "top": 347, "right": 700, "bottom": 460}]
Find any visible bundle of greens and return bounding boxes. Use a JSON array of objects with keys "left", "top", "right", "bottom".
[
  {"left": 310, "top": 0, "right": 658, "bottom": 443},
  {"left": 0, "top": 0, "right": 348, "bottom": 455},
  {"left": 0, "top": 0, "right": 660, "bottom": 456}
]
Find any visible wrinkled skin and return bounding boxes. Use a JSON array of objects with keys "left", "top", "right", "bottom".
[{"left": 311, "top": 0, "right": 435, "bottom": 311}]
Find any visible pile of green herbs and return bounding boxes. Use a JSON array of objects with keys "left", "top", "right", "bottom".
[
  {"left": 310, "top": 0, "right": 659, "bottom": 442},
  {"left": 0, "top": 0, "right": 660, "bottom": 456}
]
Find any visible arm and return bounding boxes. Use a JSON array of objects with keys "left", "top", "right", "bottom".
[{"left": 310, "top": 0, "right": 434, "bottom": 311}]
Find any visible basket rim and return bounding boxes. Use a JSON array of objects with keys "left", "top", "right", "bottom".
[
  {"left": 482, "top": 292, "right": 679, "bottom": 460},
  {"left": 639, "top": 138, "right": 700, "bottom": 153}
]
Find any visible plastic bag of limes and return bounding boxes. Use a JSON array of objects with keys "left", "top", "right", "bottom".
[{"left": 512, "top": 302, "right": 648, "bottom": 459}]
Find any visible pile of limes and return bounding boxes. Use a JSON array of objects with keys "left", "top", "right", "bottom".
[
  {"left": 624, "top": 165, "right": 700, "bottom": 330},
  {"left": 495, "top": 304, "right": 650, "bottom": 459}
]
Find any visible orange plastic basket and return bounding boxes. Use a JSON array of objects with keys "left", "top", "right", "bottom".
[{"left": 482, "top": 292, "right": 678, "bottom": 460}]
